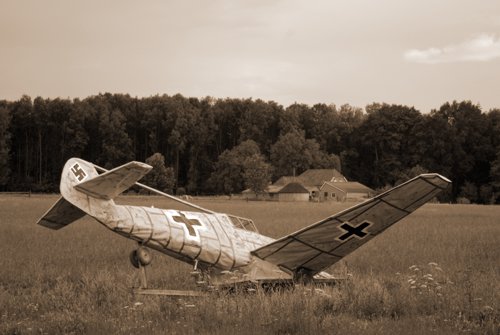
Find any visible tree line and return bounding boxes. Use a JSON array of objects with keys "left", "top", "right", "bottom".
[{"left": 0, "top": 93, "right": 499, "bottom": 203}]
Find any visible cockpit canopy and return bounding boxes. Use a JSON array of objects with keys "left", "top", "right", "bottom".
[{"left": 227, "top": 214, "right": 258, "bottom": 233}]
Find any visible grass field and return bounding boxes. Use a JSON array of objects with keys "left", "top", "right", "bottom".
[{"left": 0, "top": 195, "right": 498, "bottom": 334}]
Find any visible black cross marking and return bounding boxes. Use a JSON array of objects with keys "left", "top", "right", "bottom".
[
  {"left": 70, "top": 163, "right": 87, "bottom": 182},
  {"left": 337, "top": 220, "right": 372, "bottom": 241},
  {"left": 173, "top": 213, "right": 202, "bottom": 237}
]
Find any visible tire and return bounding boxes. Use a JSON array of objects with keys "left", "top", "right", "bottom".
[{"left": 136, "top": 247, "right": 152, "bottom": 266}]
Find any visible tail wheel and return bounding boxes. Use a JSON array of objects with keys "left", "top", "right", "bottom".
[{"left": 130, "top": 247, "right": 152, "bottom": 268}]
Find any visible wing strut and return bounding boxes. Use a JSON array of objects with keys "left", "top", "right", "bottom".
[{"left": 93, "top": 164, "right": 216, "bottom": 214}]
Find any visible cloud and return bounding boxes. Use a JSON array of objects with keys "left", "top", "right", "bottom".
[{"left": 404, "top": 34, "right": 500, "bottom": 63}]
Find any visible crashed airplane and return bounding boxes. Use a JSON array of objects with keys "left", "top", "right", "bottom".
[{"left": 37, "top": 158, "right": 451, "bottom": 295}]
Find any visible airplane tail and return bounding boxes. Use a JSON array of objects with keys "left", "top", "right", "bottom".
[{"left": 37, "top": 158, "right": 152, "bottom": 229}]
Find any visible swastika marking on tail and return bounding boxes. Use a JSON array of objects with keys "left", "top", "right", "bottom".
[
  {"left": 337, "top": 220, "right": 372, "bottom": 241},
  {"left": 70, "top": 163, "right": 87, "bottom": 182}
]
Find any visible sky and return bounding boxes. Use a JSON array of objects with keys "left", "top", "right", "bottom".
[{"left": 1, "top": 0, "right": 499, "bottom": 113}]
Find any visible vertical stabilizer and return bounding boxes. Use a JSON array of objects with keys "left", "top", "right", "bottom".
[
  {"left": 37, "top": 158, "right": 108, "bottom": 229},
  {"left": 59, "top": 158, "right": 116, "bottom": 220}
]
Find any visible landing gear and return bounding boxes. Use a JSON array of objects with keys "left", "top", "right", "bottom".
[
  {"left": 292, "top": 267, "right": 314, "bottom": 285},
  {"left": 130, "top": 246, "right": 152, "bottom": 269},
  {"left": 190, "top": 260, "right": 213, "bottom": 290},
  {"left": 129, "top": 247, "right": 206, "bottom": 297},
  {"left": 130, "top": 246, "right": 152, "bottom": 289}
]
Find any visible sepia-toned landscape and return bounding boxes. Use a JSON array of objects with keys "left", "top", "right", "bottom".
[
  {"left": 1, "top": 195, "right": 498, "bottom": 334},
  {"left": 2, "top": 1, "right": 500, "bottom": 334}
]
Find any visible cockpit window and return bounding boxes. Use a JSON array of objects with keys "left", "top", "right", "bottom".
[{"left": 227, "top": 215, "right": 258, "bottom": 233}]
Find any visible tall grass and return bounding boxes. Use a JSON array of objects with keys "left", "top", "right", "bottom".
[{"left": 0, "top": 195, "right": 498, "bottom": 334}]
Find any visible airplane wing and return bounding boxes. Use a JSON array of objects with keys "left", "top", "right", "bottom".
[
  {"left": 252, "top": 174, "right": 451, "bottom": 276},
  {"left": 74, "top": 161, "right": 152, "bottom": 200}
]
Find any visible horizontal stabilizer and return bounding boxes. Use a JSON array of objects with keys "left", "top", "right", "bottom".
[
  {"left": 37, "top": 197, "right": 86, "bottom": 230},
  {"left": 74, "top": 161, "right": 152, "bottom": 200}
]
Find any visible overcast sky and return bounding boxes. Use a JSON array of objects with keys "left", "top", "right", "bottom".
[{"left": 1, "top": 0, "right": 499, "bottom": 113}]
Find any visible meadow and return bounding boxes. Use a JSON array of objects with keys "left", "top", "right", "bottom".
[{"left": 0, "top": 195, "right": 498, "bottom": 334}]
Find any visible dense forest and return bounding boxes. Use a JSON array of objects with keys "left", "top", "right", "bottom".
[{"left": 0, "top": 93, "right": 499, "bottom": 203}]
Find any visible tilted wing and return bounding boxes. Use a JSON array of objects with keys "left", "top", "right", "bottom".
[{"left": 252, "top": 174, "right": 451, "bottom": 275}]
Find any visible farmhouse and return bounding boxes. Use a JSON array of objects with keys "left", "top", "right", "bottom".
[
  {"left": 319, "top": 181, "right": 375, "bottom": 202},
  {"left": 242, "top": 179, "right": 311, "bottom": 201},
  {"left": 298, "top": 169, "right": 347, "bottom": 185},
  {"left": 243, "top": 168, "right": 374, "bottom": 202},
  {"left": 271, "top": 182, "right": 310, "bottom": 202}
]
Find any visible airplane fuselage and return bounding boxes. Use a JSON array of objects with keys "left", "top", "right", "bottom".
[
  {"left": 51, "top": 157, "right": 291, "bottom": 281},
  {"left": 99, "top": 204, "right": 275, "bottom": 272}
]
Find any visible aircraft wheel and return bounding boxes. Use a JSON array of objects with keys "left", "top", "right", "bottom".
[
  {"left": 130, "top": 247, "right": 152, "bottom": 268},
  {"left": 136, "top": 246, "right": 152, "bottom": 266}
]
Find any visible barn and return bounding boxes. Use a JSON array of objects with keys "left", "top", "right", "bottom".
[
  {"left": 320, "top": 181, "right": 375, "bottom": 202},
  {"left": 298, "top": 169, "right": 347, "bottom": 185},
  {"left": 243, "top": 168, "right": 373, "bottom": 202},
  {"left": 242, "top": 181, "right": 310, "bottom": 201},
  {"left": 273, "top": 182, "right": 310, "bottom": 202}
]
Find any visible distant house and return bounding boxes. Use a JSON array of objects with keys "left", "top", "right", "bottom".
[
  {"left": 298, "top": 169, "right": 347, "bottom": 186},
  {"left": 242, "top": 181, "right": 310, "bottom": 201},
  {"left": 296, "top": 169, "right": 348, "bottom": 200},
  {"left": 243, "top": 168, "right": 373, "bottom": 202},
  {"left": 320, "top": 181, "right": 375, "bottom": 202},
  {"left": 272, "top": 176, "right": 298, "bottom": 187},
  {"left": 272, "top": 182, "right": 310, "bottom": 202}
]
